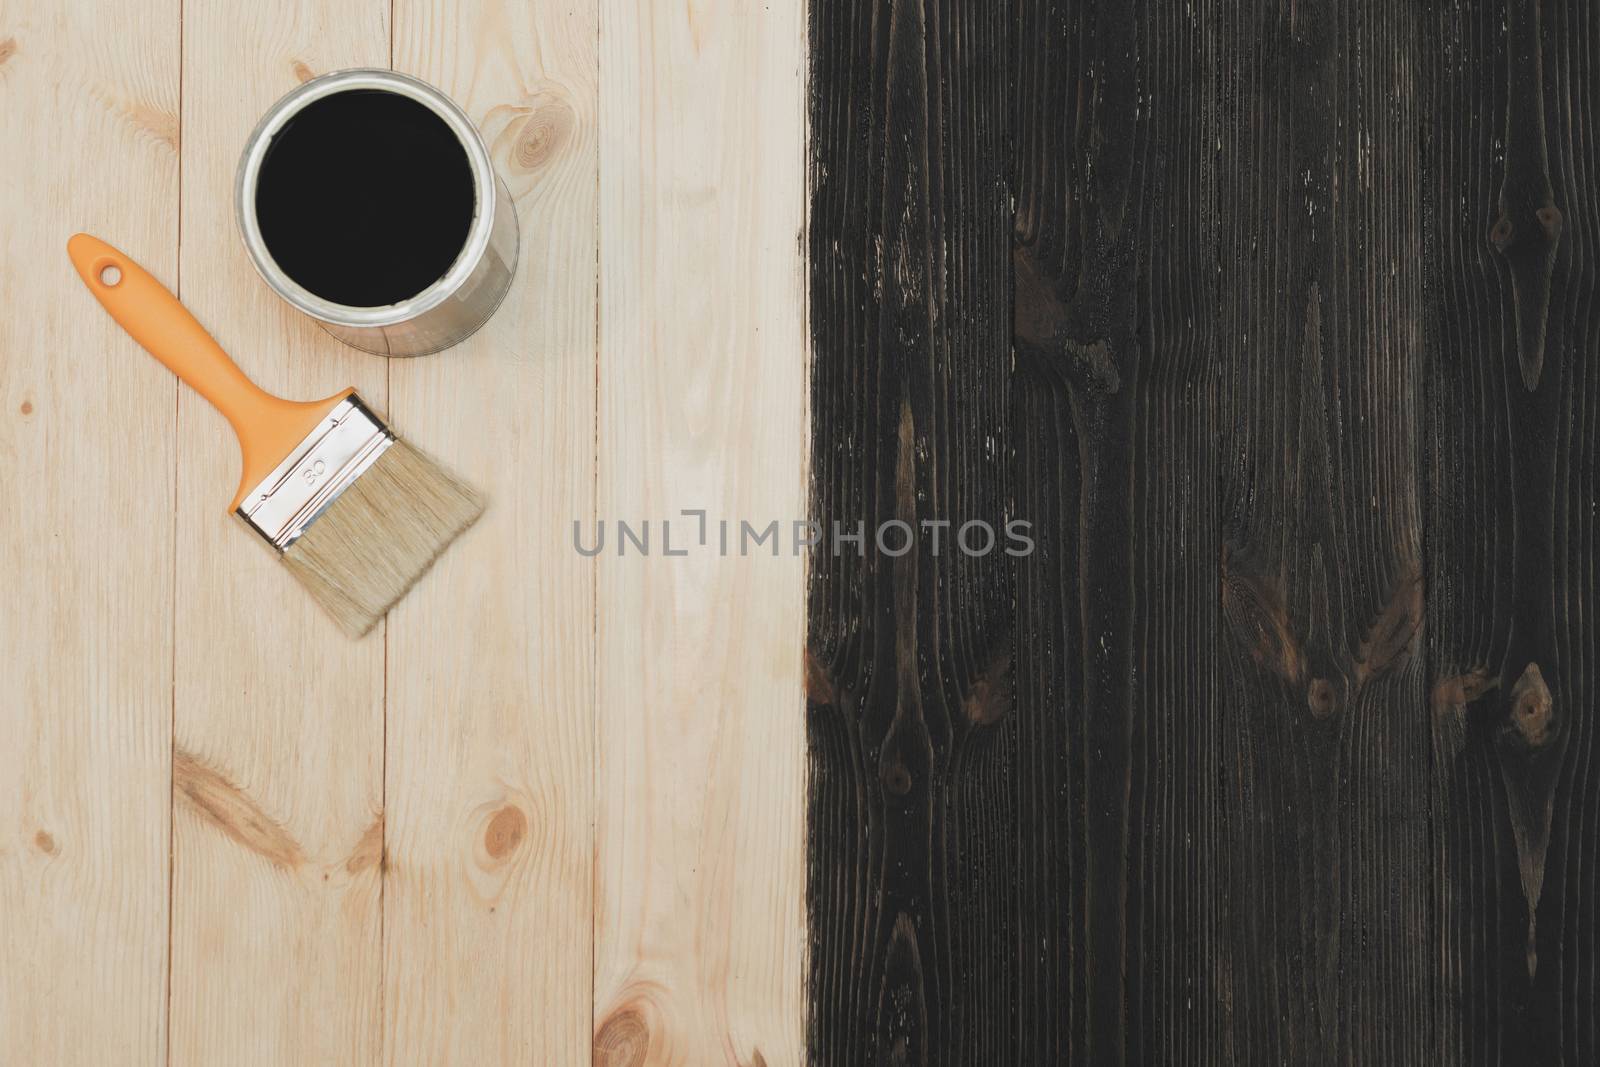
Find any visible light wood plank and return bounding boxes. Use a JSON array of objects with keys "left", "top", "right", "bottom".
[
  {"left": 169, "top": 3, "right": 388, "bottom": 1063},
  {"left": 382, "top": 1, "right": 598, "bottom": 1064},
  {"left": 0, "top": 1, "right": 178, "bottom": 1063},
  {"left": 594, "top": 3, "right": 808, "bottom": 1063}
]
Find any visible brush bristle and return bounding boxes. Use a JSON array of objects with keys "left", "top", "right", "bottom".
[{"left": 282, "top": 439, "right": 485, "bottom": 637}]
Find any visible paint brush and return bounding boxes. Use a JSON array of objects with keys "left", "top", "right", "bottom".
[{"left": 68, "top": 233, "right": 484, "bottom": 637}]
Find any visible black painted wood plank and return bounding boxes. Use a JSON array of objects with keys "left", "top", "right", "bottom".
[
  {"left": 1213, "top": 2, "right": 1434, "bottom": 1063},
  {"left": 806, "top": 0, "right": 1017, "bottom": 1062},
  {"left": 1010, "top": 0, "right": 1224, "bottom": 1063},
  {"left": 1425, "top": 0, "right": 1600, "bottom": 1063}
]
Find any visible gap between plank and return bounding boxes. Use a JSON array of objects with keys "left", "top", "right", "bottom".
[{"left": 165, "top": 1, "right": 184, "bottom": 1061}]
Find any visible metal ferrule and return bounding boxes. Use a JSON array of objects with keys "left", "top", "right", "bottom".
[{"left": 235, "top": 396, "right": 394, "bottom": 551}]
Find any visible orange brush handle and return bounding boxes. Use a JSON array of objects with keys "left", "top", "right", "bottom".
[{"left": 67, "top": 233, "right": 352, "bottom": 512}]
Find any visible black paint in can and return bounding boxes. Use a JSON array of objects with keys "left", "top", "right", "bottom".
[{"left": 254, "top": 88, "right": 476, "bottom": 308}]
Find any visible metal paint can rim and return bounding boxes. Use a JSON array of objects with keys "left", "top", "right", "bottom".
[{"left": 234, "top": 68, "right": 501, "bottom": 336}]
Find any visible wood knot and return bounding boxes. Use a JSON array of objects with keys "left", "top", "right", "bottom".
[
  {"left": 117, "top": 99, "right": 179, "bottom": 151},
  {"left": 1489, "top": 214, "right": 1515, "bottom": 250},
  {"left": 19, "top": 399, "right": 33, "bottom": 415},
  {"left": 1491, "top": 206, "right": 1564, "bottom": 250},
  {"left": 174, "top": 748, "right": 304, "bottom": 870},
  {"left": 1306, "top": 678, "right": 1338, "bottom": 718},
  {"left": 1489, "top": 194, "right": 1562, "bottom": 390},
  {"left": 1536, "top": 205, "right": 1563, "bottom": 239},
  {"left": 1065, "top": 337, "right": 1122, "bottom": 393},
  {"left": 593, "top": 1007, "right": 649, "bottom": 1067},
  {"left": 484, "top": 805, "right": 527, "bottom": 859},
  {"left": 509, "top": 102, "right": 573, "bottom": 174},
  {"left": 962, "top": 638, "right": 1012, "bottom": 726},
  {"left": 345, "top": 814, "right": 385, "bottom": 875},
  {"left": 290, "top": 59, "right": 315, "bottom": 83},
  {"left": 1355, "top": 563, "right": 1424, "bottom": 684},
  {"left": 882, "top": 759, "right": 912, "bottom": 796},
  {"left": 0, "top": 38, "right": 16, "bottom": 68},
  {"left": 805, "top": 649, "right": 839, "bottom": 707},
  {"left": 1508, "top": 663, "right": 1554, "bottom": 747},
  {"left": 1433, "top": 668, "right": 1496, "bottom": 716},
  {"left": 1434, "top": 667, "right": 1494, "bottom": 760},
  {"left": 1220, "top": 547, "right": 1305, "bottom": 684},
  {"left": 1012, "top": 244, "right": 1064, "bottom": 352},
  {"left": 34, "top": 830, "right": 56, "bottom": 855}
]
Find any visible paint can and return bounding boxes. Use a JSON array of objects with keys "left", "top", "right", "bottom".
[{"left": 236, "top": 68, "right": 517, "bottom": 357}]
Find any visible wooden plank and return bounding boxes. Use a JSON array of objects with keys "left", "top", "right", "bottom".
[
  {"left": 805, "top": 0, "right": 1022, "bottom": 1061},
  {"left": 1425, "top": 0, "right": 1600, "bottom": 1061},
  {"left": 168, "top": 3, "right": 388, "bottom": 1063},
  {"left": 1212, "top": 2, "right": 1433, "bottom": 1061},
  {"left": 807, "top": 0, "right": 1228, "bottom": 1056},
  {"left": 1009, "top": 1, "right": 1226, "bottom": 1061},
  {"left": 592, "top": 1, "right": 808, "bottom": 1063},
  {"left": 381, "top": 1, "right": 597, "bottom": 1063},
  {"left": 0, "top": 1, "right": 178, "bottom": 1062}
]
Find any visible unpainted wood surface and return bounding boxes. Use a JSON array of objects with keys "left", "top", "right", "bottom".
[
  {"left": 593, "top": 1, "right": 808, "bottom": 1064},
  {"left": 384, "top": 0, "right": 597, "bottom": 1060},
  {"left": 170, "top": 2, "right": 388, "bottom": 1063},
  {"left": 0, "top": 0, "right": 804, "bottom": 1064},
  {"left": 0, "top": 1, "right": 178, "bottom": 1062}
]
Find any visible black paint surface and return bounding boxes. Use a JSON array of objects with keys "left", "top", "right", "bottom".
[
  {"left": 807, "top": 0, "right": 1600, "bottom": 1062},
  {"left": 254, "top": 88, "right": 474, "bottom": 308}
]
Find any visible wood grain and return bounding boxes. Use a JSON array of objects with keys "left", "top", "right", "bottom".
[
  {"left": 806, "top": 0, "right": 1020, "bottom": 1061},
  {"left": 804, "top": 0, "right": 1593, "bottom": 1062},
  {"left": 1425, "top": 0, "right": 1600, "bottom": 1061},
  {"left": 18, "top": 0, "right": 1600, "bottom": 1061},
  {"left": 0, "top": 1, "right": 178, "bottom": 1062},
  {"left": 593, "top": 1, "right": 808, "bottom": 1063},
  {"left": 805, "top": 3, "right": 1224, "bottom": 1059},
  {"left": 382, "top": 0, "right": 597, "bottom": 1061},
  {"left": 169, "top": 1, "right": 388, "bottom": 1063},
  {"left": 1213, "top": 2, "right": 1431, "bottom": 1061},
  {"left": 1010, "top": 1, "right": 1226, "bottom": 1061}
]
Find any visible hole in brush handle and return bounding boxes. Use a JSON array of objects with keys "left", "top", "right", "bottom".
[{"left": 95, "top": 260, "right": 123, "bottom": 287}]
